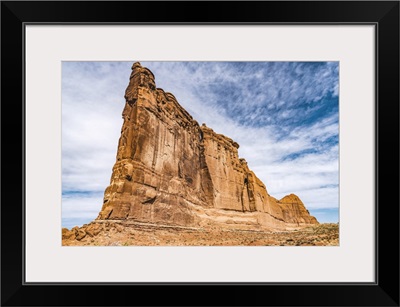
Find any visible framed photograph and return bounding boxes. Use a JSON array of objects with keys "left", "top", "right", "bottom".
[{"left": 1, "top": 1, "right": 399, "bottom": 306}]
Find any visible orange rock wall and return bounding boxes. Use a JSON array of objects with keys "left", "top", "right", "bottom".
[
  {"left": 97, "top": 62, "right": 318, "bottom": 229},
  {"left": 201, "top": 126, "right": 286, "bottom": 222}
]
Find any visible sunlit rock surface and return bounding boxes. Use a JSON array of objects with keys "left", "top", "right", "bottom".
[{"left": 96, "top": 62, "right": 318, "bottom": 230}]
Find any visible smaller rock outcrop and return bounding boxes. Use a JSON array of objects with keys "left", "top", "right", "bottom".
[{"left": 278, "top": 194, "right": 318, "bottom": 225}]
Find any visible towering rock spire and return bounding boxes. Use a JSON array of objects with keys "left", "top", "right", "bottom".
[
  {"left": 125, "top": 62, "right": 156, "bottom": 104},
  {"left": 96, "top": 62, "right": 318, "bottom": 229}
]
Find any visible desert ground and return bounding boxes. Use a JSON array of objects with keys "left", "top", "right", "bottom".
[{"left": 62, "top": 222, "right": 339, "bottom": 246}]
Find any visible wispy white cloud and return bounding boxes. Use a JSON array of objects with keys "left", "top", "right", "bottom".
[
  {"left": 62, "top": 193, "right": 103, "bottom": 226},
  {"left": 62, "top": 62, "right": 128, "bottom": 194}
]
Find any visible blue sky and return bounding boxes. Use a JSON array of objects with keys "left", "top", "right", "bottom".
[{"left": 62, "top": 61, "right": 339, "bottom": 228}]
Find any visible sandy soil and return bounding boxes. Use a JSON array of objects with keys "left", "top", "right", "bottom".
[{"left": 62, "top": 222, "right": 339, "bottom": 246}]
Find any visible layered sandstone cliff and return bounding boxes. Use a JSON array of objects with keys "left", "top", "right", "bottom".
[{"left": 96, "top": 62, "right": 318, "bottom": 230}]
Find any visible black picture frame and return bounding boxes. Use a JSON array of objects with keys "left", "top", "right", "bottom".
[{"left": 1, "top": 1, "right": 399, "bottom": 306}]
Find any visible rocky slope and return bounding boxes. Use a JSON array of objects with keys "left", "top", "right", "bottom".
[{"left": 62, "top": 222, "right": 338, "bottom": 246}]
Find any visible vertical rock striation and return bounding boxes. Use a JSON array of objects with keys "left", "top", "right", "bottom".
[{"left": 96, "top": 62, "right": 318, "bottom": 229}]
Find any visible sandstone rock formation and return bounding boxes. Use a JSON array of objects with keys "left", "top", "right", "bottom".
[{"left": 96, "top": 62, "right": 318, "bottom": 230}]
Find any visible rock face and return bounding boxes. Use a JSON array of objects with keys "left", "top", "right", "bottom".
[{"left": 96, "top": 62, "right": 318, "bottom": 229}]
